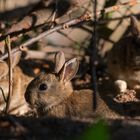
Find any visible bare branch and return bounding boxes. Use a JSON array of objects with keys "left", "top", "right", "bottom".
[
  {"left": 0, "top": 12, "right": 91, "bottom": 60},
  {"left": 5, "top": 35, "right": 13, "bottom": 114},
  {"left": 90, "top": 0, "right": 98, "bottom": 111}
]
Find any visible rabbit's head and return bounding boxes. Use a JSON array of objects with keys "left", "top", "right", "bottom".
[{"left": 25, "top": 51, "right": 79, "bottom": 113}]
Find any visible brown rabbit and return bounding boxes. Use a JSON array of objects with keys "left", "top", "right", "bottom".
[
  {"left": 25, "top": 51, "right": 94, "bottom": 118},
  {"left": 0, "top": 52, "right": 32, "bottom": 115},
  {"left": 107, "top": 16, "right": 140, "bottom": 93},
  {"left": 25, "top": 51, "right": 121, "bottom": 118}
]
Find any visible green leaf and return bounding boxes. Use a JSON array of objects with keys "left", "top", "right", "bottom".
[{"left": 79, "top": 120, "right": 110, "bottom": 140}]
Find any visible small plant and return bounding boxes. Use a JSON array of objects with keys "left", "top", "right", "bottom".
[{"left": 80, "top": 120, "right": 110, "bottom": 140}]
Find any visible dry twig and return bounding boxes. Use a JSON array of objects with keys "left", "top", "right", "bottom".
[
  {"left": 90, "top": 0, "right": 98, "bottom": 110},
  {"left": 5, "top": 35, "right": 13, "bottom": 114},
  {"left": 0, "top": 12, "right": 91, "bottom": 60}
]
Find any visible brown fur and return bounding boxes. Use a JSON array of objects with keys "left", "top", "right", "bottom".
[
  {"left": 0, "top": 59, "right": 32, "bottom": 115},
  {"left": 25, "top": 52, "right": 121, "bottom": 118},
  {"left": 25, "top": 73, "right": 94, "bottom": 118},
  {"left": 45, "top": 90, "right": 94, "bottom": 118}
]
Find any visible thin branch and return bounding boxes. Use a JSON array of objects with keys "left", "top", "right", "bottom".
[
  {"left": 5, "top": 35, "right": 13, "bottom": 114},
  {"left": 0, "top": 14, "right": 91, "bottom": 60},
  {"left": 79, "top": 26, "right": 93, "bottom": 34},
  {"left": 90, "top": 0, "right": 98, "bottom": 110}
]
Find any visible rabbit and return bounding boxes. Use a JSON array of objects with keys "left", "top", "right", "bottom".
[
  {"left": 25, "top": 51, "right": 121, "bottom": 119},
  {"left": 107, "top": 16, "right": 140, "bottom": 94},
  {"left": 0, "top": 51, "right": 32, "bottom": 115}
]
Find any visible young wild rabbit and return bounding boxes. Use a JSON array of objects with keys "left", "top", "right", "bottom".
[
  {"left": 25, "top": 51, "right": 94, "bottom": 118},
  {"left": 25, "top": 51, "right": 121, "bottom": 118},
  {"left": 107, "top": 16, "right": 140, "bottom": 94},
  {"left": 0, "top": 52, "right": 32, "bottom": 115}
]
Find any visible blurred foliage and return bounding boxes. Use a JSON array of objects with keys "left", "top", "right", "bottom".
[
  {"left": 103, "top": 12, "right": 113, "bottom": 19},
  {"left": 79, "top": 120, "right": 110, "bottom": 140}
]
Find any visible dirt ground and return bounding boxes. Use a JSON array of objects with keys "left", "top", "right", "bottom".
[{"left": 1, "top": 115, "right": 140, "bottom": 140}]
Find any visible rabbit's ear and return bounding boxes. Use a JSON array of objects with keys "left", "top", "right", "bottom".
[
  {"left": 11, "top": 51, "right": 21, "bottom": 68},
  {"left": 130, "top": 16, "right": 140, "bottom": 37},
  {"left": 54, "top": 51, "right": 65, "bottom": 73},
  {"left": 60, "top": 58, "right": 79, "bottom": 83}
]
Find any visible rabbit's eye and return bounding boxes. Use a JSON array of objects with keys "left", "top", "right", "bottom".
[{"left": 39, "top": 83, "right": 48, "bottom": 91}]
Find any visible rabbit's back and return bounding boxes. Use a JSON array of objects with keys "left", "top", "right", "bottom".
[{"left": 41, "top": 89, "right": 94, "bottom": 118}]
